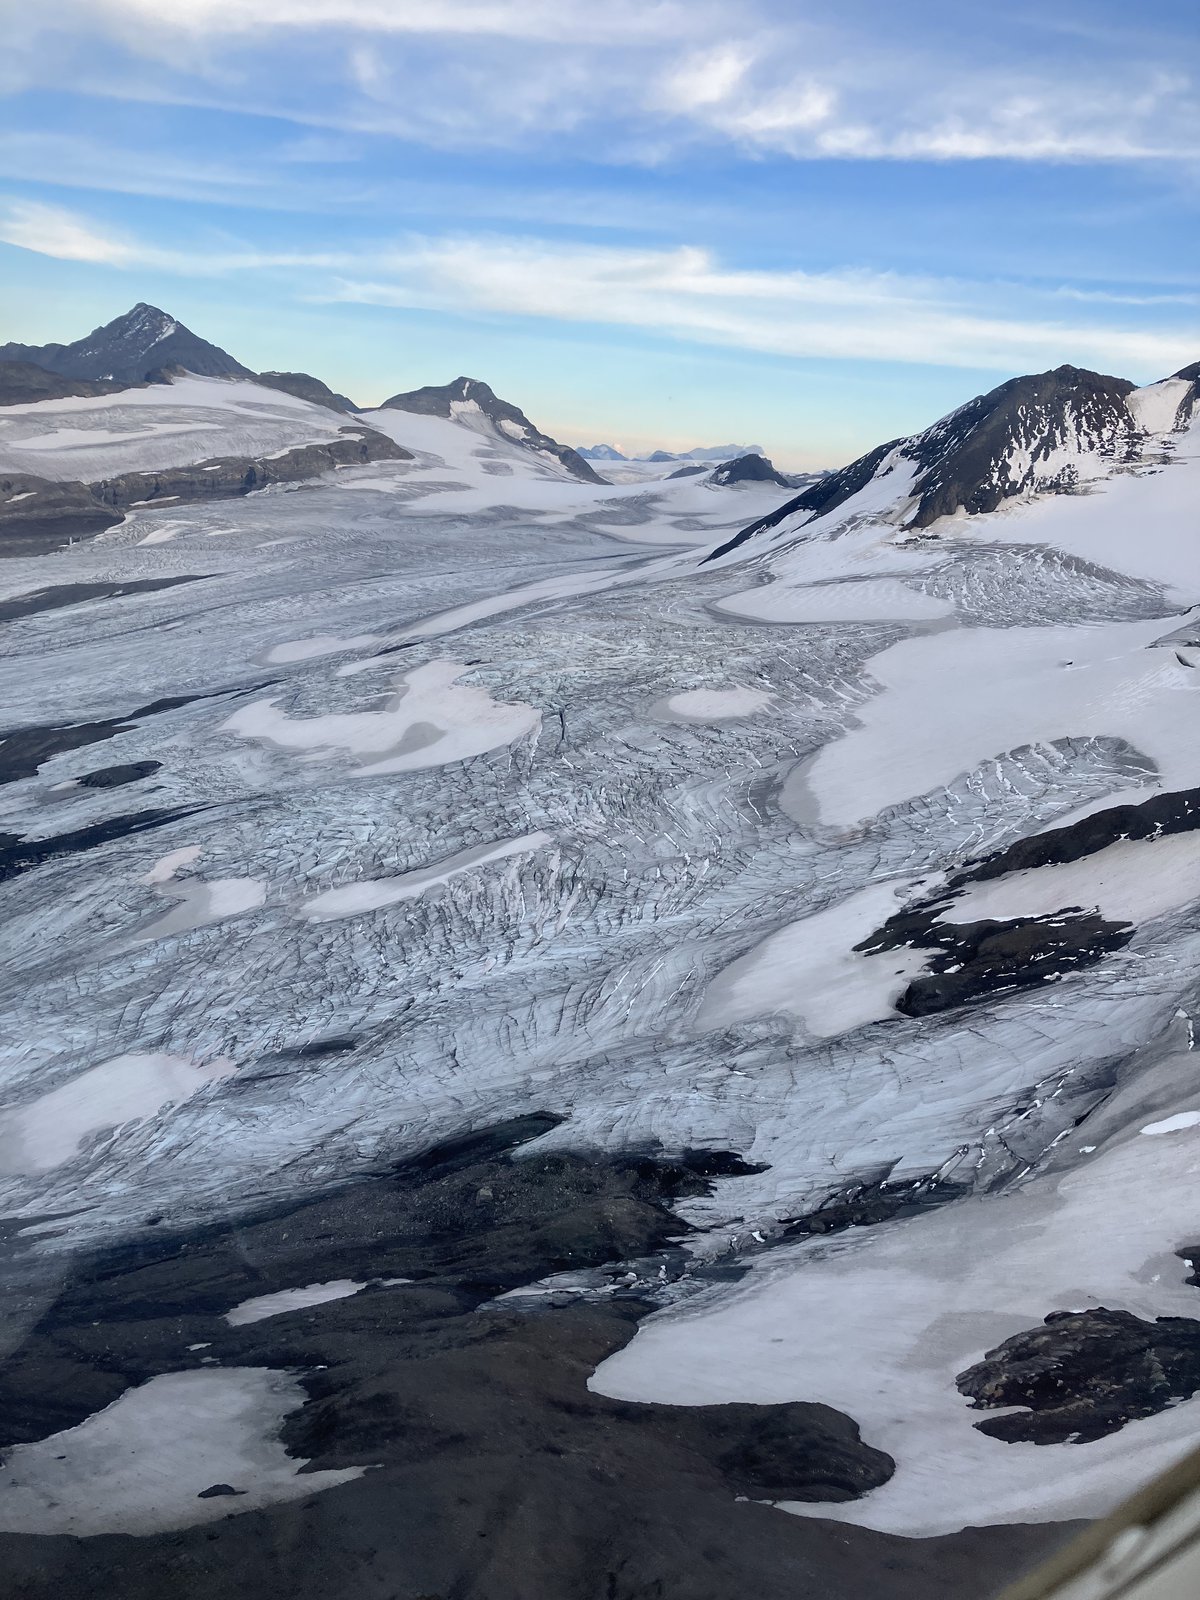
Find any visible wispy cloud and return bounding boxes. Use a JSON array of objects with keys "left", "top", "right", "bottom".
[
  {"left": 4, "top": 198, "right": 1193, "bottom": 377},
  {"left": 7, "top": 1, "right": 1197, "bottom": 167}
]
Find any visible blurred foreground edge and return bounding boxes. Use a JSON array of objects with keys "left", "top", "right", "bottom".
[{"left": 996, "top": 1445, "right": 1200, "bottom": 1600}]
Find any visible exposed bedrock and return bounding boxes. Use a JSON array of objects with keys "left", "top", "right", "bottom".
[
  {"left": 0, "top": 1127, "right": 1075, "bottom": 1599},
  {"left": 857, "top": 906, "right": 1134, "bottom": 1017},
  {"left": 957, "top": 1307, "right": 1200, "bottom": 1444},
  {"left": 0, "top": 428, "right": 411, "bottom": 553}
]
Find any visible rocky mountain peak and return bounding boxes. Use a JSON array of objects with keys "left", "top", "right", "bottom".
[{"left": 0, "top": 304, "right": 250, "bottom": 386}]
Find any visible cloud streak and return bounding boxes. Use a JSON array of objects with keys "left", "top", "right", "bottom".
[
  {"left": 3, "top": 199, "right": 1193, "bottom": 378},
  {"left": 6, "top": 1, "right": 1197, "bottom": 167}
]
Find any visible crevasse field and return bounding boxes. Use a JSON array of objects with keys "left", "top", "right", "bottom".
[{"left": 0, "top": 370, "right": 1198, "bottom": 1593}]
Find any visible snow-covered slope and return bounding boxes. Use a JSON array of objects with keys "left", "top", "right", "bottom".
[
  {"left": 0, "top": 374, "right": 356, "bottom": 482},
  {"left": 380, "top": 376, "right": 603, "bottom": 484}
]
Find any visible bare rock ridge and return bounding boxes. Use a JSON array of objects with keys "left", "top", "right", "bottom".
[
  {"left": 0, "top": 361, "right": 134, "bottom": 407},
  {"left": 704, "top": 359, "right": 1200, "bottom": 562},
  {"left": 0, "top": 303, "right": 251, "bottom": 385},
  {"left": 254, "top": 371, "right": 360, "bottom": 414},
  {"left": 708, "top": 452, "right": 790, "bottom": 488},
  {"left": 381, "top": 375, "right": 605, "bottom": 484}
]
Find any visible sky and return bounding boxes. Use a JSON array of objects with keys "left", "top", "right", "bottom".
[{"left": 0, "top": 0, "right": 1197, "bottom": 468}]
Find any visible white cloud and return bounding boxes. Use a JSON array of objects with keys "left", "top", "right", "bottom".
[
  {"left": 0, "top": 200, "right": 138, "bottom": 265},
  {"left": 6, "top": 2, "right": 1196, "bottom": 167},
  {"left": 2, "top": 199, "right": 1192, "bottom": 378}
]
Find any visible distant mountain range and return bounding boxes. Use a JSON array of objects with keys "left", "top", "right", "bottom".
[{"left": 577, "top": 443, "right": 766, "bottom": 463}]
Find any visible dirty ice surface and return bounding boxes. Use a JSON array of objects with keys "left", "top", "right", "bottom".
[{"left": 1, "top": 388, "right": 1199, "bottom": 1539}]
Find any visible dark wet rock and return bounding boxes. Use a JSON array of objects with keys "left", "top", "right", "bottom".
[
  {"left": 196, "top": 1484, "right": 246, "bottom": 1499},
  {"left": 783, "top": 1174, "right": 969, "bottom": 1239},
  {"left": 957, "top": 1307, "right": 1200, "bottom": 1443},
  {"left": 665, "top": 463, "right": 707, "bottom": 478},
  {"left": 0, "top": 303, "right": 251, "bottom": 385},
  {"left": 0, "top": 682, "right": 269, "bottom": 784},
  {"left": 1178, "top": 1245, "right": 1200, "bottom": 1288},
  {"left": 0, "top": 1127, "right": 1072, "bottom": 1600},
  {"left": 0, "top": 806, "right": 204, "bottom": 884},
  {"left": 708, "top": 453, "right": 791, "bottom": 488},
  {"left": 950, "top": 785, "right": 1200, "bottom": 887},
  {"left": 0, "top": 576, "right": 208, "bottom": 624},
  {"left": 381, "top": 377, "right": 604, "bottom": 485},
  {"left": 857, "top": 905, "right": 1133, "bottom": 1017},
  {"left": 0, "top": 361, "right": 130, "bottom": 407},
  {"left": 76, "top": 761, "right": 163, "bottom": 789},
  {"left": 254, "top": 372, "right": 360, "bottom": 414}
]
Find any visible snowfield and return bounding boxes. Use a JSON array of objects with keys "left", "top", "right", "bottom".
[{"left": 0, "top": 367, "right": 1198, "bottom": 1546}]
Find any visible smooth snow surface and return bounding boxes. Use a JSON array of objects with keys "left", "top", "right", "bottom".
[
  {"left": 301, "top": 833, "right": 553, "bottom": 921},
  {"left": 663, "top": 687, "right": 774, "bottom": 720},
  {"left": 592, "top": 1114, "right": 1200, "bottom": 1536},
  {"left": 143, "top": 845, "right": 202, "bottom": 884},
  {"left": 696, "top": 880, "right": 932, "bottom": 1039},
  {"left": 225, "top": 1279, "right": 368, "bottom": 1325},
  {"left": 0, "top": 1053, "right": 236, "bottom": 1175},
  {"left": 0, "top": 376, "right": 348, "bottom": 481},
  {"left": 801, "top": 618, "right": 1200, "bottom": 827},
  {"left": 266, "top": 633, "right": 379, "bottom": 664},
  {"left": 0, "top": 1369, "right": 363, "bottom": 1534},
  {"left": 947, "top": 832, "right": 1200, "bottom": 928},
  {"left": 1141, "top": 1111, "right": 1200, "bottom": 1135},
  {"left": 222, "top": 658, "right": 541, "bottom": 773}
]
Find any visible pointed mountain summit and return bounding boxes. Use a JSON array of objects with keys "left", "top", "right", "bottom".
[
  {"left": 708, "top": 453, "right": 790, "bottom": 488},
  {"left": 706, "top": 359, "right": 1198, "bottom": 562},
  {"left": 0, "top": 303, "right": 251, "bottom": 385},
  {"left": 380, "top": 376, "right": 603, "bottom": 484}
]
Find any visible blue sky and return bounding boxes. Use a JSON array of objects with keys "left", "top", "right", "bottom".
[{"left": 0, "top": 0, "right": 1197, "bottom": 467}]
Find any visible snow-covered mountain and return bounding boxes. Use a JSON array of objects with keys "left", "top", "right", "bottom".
[
  {"left": 0, "top": 302, "right": 251, "bottom": 385},
  {"left": 709, "top": 361, "right": 1199, "bottom": 562},
  {"left": 381, "top": 376, "right": 604, "bottom": 484},
  {"left": 577, "top": 443, "right": 627, "bottom": 461}
]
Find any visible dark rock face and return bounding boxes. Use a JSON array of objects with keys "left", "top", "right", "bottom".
[
  {"left": 0, "top": 1123, "right": 1072, "bottom": 1600},
  {"left": 0, "top": 303, "right": 250, "bottom": 385},
  {"left": 381, "top": 376, "right": 604, "bottom": 484},
  {"left": 0, "top": 806, "right": 202, "bottom": 884},
  {"left": 0, "top": 361, "right": 129, "bottom": 407},
  {"left": 854, "top": 785, "right": 1200, "bottom": 1017},
  {"left": 88, "top": 426, "right": 410, "bottom": 514},
  {"left": 856, "top": 902, "right": 1133, "bottom": 1017},
  {"left": 0, "top": 576, "right": 206, "bottom": 623},
  {"left": 705, "top": 360, "right": 1177, "bottom": 563},
  {"left": 902, "top": 364, "right": 1139, "bottom": 527},
  {"left": 702, "top": 439, "right": 901, "bottom": 562},
  {"left": 255, "top": 371, "right": 360, "bottom": 414},
  {"left": 0, "top": 428, "right": 410, "bottom": 554},
  {"left": 76, "top": 760, "right": 163, "bottom": 789},
  {"left": 957, "top": 1307, "right": 1200, "bottom": 1443},
  {"left": 783, "top": 1174, "right": 969, "bottom": 1240},
  {"left": 949, "top": 785, "right": 1200, "bottom": 887},
  {"left": 708, "top": 453, "right": 790, "bottom": 487},
  {"left": 666, "top": 463, "right": 708, "bottom": 478}
]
